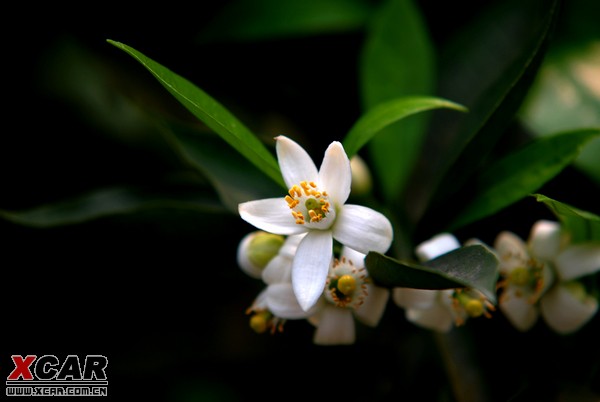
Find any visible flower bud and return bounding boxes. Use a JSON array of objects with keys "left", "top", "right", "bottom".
[
  {"left": 237, "top": 231, "right": 285, "bottom": 278},
  {"left": 350, "top": 155, "right": 372, "bottom": 196}
]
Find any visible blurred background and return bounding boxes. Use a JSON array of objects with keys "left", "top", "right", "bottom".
[{"left": 2, "top": 0, "right": 599, "bottom": 401}]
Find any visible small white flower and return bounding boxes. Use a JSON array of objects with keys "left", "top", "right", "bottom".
[
  {"left": 309, "top": 246, "right": 390, "bottom": 345},
  {"left": 495, "top": 220, "right": 600, "bottom": 334},
  {"left": 393, "top": 233, "right": 495, "bottom": 332},
  {"left": 239, "top": 136, "right": 393, "bottom": 312},
  {"left": 245, "top": 234, "right": 316, "bottom": 334}
]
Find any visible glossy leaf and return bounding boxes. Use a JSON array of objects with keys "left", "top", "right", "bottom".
[
  {"left": 365, "top": 244, "right": 499, "bottom": 303},
  {"left": 520, "top": 43, "right": 600, "bottom": 183},
  {"left": 449, "top": 128, "right": 600, "bottom": 230},
  {"left": 107, "top": 40, "right": 284, "bottom": 188},
  {"left": 0, "top": 187, "right": 226, "bottom": 228},
  {"left": 342, "top": 96, "right": 467, "bottom": 159},
  {"left": 198, "top": 0, "right": 373, "bottom": 42},
  {"left": 360, "top": 0, "right": 435, "bottom": 201},
  {"left": 411, "top": 0, "right": 561, "bottom": 228},
  {"left": 164, "top": 124, "right": 282, "bottom": 213},
  {"left": 533, "top": 193, "right": 600, "bottom": 242},
  {"left": 519, "top": 0, "right": 600, "bottom": 183}
]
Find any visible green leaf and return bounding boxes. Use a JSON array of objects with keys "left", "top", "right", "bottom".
[
  {"left": 163, "top": 124, "right": 282, "bottom": 213},
  {"left": 412, "top": 0, "right": 562, "bottom": 230},
  {"left": 365, "top": 245, "right": 499, "bottom": 303},
  {"left": 342, "top": 96, "right": 467, "bottom": 158},
  {"left": 106, "top": 40, "right": 284, "bottom": 188},
  {"left": 0, "top": 186, "right": 226, "bottom": 228},
  {"left": 533, "top": 193, "right": 600, "bottom": 242},
  {"left": 448, "top": 128, "right": 600, "bottom": 230},
  {"left": 198, "top": 0, "right": 374, "bottom": 42},
  {"left": 520, "top": 42, "right": 600, "bottom": 183},
  {"left": 360, "top": 0, "right": 435, "bottom": 201},
  {"left": 519, "top": 0, "right": 600, "bottom": 183}
]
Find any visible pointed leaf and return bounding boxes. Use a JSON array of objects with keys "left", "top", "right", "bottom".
[
  {"left": 449, "top": 128, "right": 600, "bottom": 230},
  {"left": 360, "top": 0, "right": 435, "bottom": 201},
  {"left": 412, "top": 0, "right": 562, "bottom": 228},
  {"left": 107, "top": 40, "right": 284, "bottom": 188},
  {"left": 343, "top": 96, "right": 466, "bottom": 158},
  {"left": 164, "top": 124, "right": 282, "bottom": 212},
  {"left": 519, "top": 1, "right": 600, "bottom": 183},
  {"left": 0, "top": 187, "right": 226, "bottom": 228},
  {"left": 365, "top": 244, "right": 499, "bottom": 303},
  {"left": 533, "top": 193, "right": 600, "bottom": 242}
]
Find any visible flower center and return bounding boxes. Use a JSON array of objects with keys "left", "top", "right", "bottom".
[
  {"left": 465, "top": 299, "right": 484, "bottom": 317},
  {"left": 325, "top": 257, "right": 368, "bottom": 309},
  {"left": 247, "top": 309, "right": 285, "bottom": 334},
  {"left": 509, "top": 267, "right": 531, "bottom": 286},
  {"left": 249, "top": 311, "right": 271, "bottom": 334},
  {"left": 452, "top": 288, "right": 495, "bottom": 324},
  {"left": 285, "top": 181, "right": 332, "bottom": 226},
  {"left": 499, "top": 258, "right": 546, "bottom": 304},
  {"left": 337, "top": 275, "right": 357, "bottom": 295}
]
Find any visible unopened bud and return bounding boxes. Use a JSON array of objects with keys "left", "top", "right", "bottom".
[
  {"left": 350, "top": 155, "right": 372, "bottom": 196},
  {"left": 238, "top": 231, "right": 285, "bottom": 278}
]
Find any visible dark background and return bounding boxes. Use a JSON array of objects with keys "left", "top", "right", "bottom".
[{"left": 2, "top": 1, "right": 599, "bottom": 401}]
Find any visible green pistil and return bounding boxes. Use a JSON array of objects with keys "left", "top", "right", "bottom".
[
  {"left": 509, "top": 267, "right": 532, "bottom": 287},
  {"left": 305, "top": 198, "right": 326, "bottom": 219}
]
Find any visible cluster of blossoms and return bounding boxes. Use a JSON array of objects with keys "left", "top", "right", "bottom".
[
  {"left": 237, "top": 135, "right": 393, "bottom": 344},
  {"left": 237, "top": 135, "right": 600, "bottom": 344},
  {"left": 393, "top": 233, "right": 497, "bottom": 333},
  {"left": 394, "top": 223, "right": 600, "bottom": 335}
]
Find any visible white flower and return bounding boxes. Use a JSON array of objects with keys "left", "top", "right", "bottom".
[
  {"left": 245, "top": 234, "right": 316, "bottom": 334},
  {"left": 393, "top": 233, "right": 495, "bottom": 332},
  {"left": 495, "top": 220, "right": 600, "bottom": 334},
  {"left": 239, "top": 135, "right": 393, "bottom": 312},
  {"left": 309, "top": 247, "right": 390, "bottom": 345}
]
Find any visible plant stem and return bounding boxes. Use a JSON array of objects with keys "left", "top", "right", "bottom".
[{"left": 434, "top": 328, "right": 491, "bottom": 402}]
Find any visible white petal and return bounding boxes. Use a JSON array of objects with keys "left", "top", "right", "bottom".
[
  {"left": 261, "top": 234, "right": 306, "bottom": 285},
  {"left": 393, "top": 288, "right": 438, "bottom": 309},
  {"left": 278, "top": 233, "right": 306, "bottom": 258},
  {"left": 405, "top": 301, "right": 454, "bottom": 333},
  {"left": 415, "top": 233, "right": 460, "bottom": 262},
  {"left": 318, "top": 141, "right": 351, "bottom": 206},
  {"left": 266, "top": 283, "right": 312, "bottom": 319},
  {"left": 529, "top": 220, "right": 561, "bottom": 261},
  {"left": 499, "top": 288, "right": 539, "bottom": 332},
  {"left": 250, "top": 288, "right": 268, "bottom": 311},
  {"left": 313, "top": 305, "right": 355, "bottom": 345},
  {"left": 540, "top": 284, "right": 599, "bottom": 334},
  {"left": 354, "top": 284, "right": 389, "bottom": 327},
  {"left": 494, "top": 231, "right": 530, "bottom": 273},
  {"left": 275, "top": 135, "right": 318, "bottom": 188},
  {"left": 239, "top": 198, "right": 307, "bottom": 235},
  {"left": 340, "top": 246, "right": 366, "bottom": 267},
  {"left": 305, "top": 298, "right": 328, "bottom": 327},
  {"left": 540, "top": 263, "right": 556, "bottom": 295},
  {"left": 554, "top": 243, "right": 600, "bottom": 281},
  {"left": 236, "top": 231, "right": 263, "bottom": 279},
  {"left": 333, "top": 204, "right": 393, "bottom": 254},
  {"left": 262, "top": 254, "right": 293, "bottom": 285},
  {"left": 292, "top": 231, "right": 333, "bottom": 311}
]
